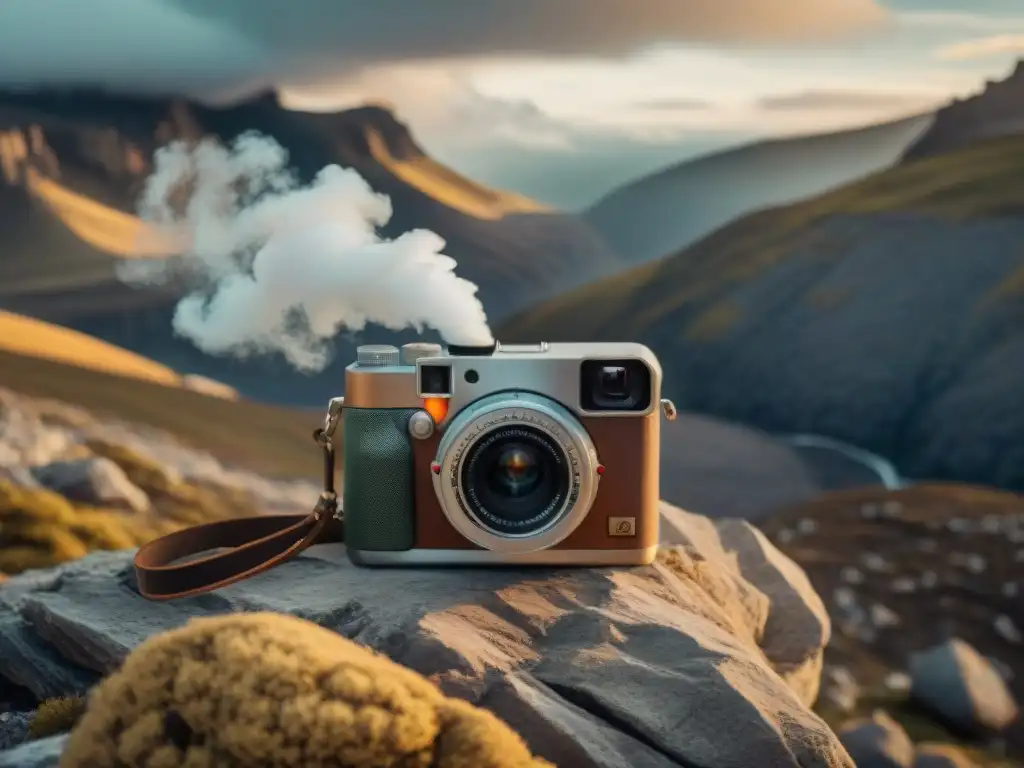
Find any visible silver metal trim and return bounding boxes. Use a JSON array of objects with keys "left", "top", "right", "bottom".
[
  {"left": 356, "top": 344, "right": 400, "bottom": 367},
  {"left": 341, "top": 341, "right": 664, "bottom": 419},
  {"left": 660, "top": 398, "right": 678, "bottom": 421},
  {"left": 402, "top": 342, "right": 444, "bottom": 365},
  {"left": 432, "top": 391, "right": 600, "bottom": 555},
  {"left": 415, "top": 342, "right": 663, "bottom": 422},
  {"left": 495, "top": 341, "right": 549, "bottom": 353},
  {"left": 407, "top": 410, "right": 435, "bottom": 440},
  {"left": 347, "top": 545, "right": 659, "bottom": 566},
  {"left": 345, "top": 367, "right": 420, "bottom": 408}
]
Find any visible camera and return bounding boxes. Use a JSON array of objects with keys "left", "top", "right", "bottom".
[{"left": 338, "top": 340, "right": 676, "bottom": 566}]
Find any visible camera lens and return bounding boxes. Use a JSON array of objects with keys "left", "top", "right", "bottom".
[{"left": 460, "top": 425, "right": 569, "bottom": 536}]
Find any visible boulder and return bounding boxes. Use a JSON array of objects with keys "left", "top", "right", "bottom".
[
  {"left": 0, "top": 503, "right": 853, "bottom": 767},
  {"left": 909, "top": 638, "right": 1020, "bottom": 734},
  {"left": 838, "top": 709, "right": 914, "bottom": 768},
  {"left": 30, "top": 457, "right": 150, "bottom": 513}
]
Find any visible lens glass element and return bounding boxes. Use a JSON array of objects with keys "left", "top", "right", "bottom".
[
  {"left": 460, "top": 425, "right": 570, "bottom": 536},
  {"left": 600, "top": 365, "right": 628, "bottom": 399}
]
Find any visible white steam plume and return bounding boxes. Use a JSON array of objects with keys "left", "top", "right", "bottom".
[{"left": 121, "top": 132, "right": 493, "bottom": 372}]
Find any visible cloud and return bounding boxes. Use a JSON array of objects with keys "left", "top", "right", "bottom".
[
  {"left": 280, "top": 63, "right": 580, "bottom": 151},
  {"left": 935, "top": 34, "right": 1024, "bottom": 61},
  {"left": 757, "top": 89, "right": 937, "bottom": 111},
  {"left": 631, "top": 98, "right": 716, "bottom": 111},
  {"left": 0, "top": 0, "right": 269, "bottom": 94},
  {"left": 0, "top": 0, "right": 888, "bottom": 94},
  {"left": 899, "top": 11, "right": 1024, "bottom": 33}
]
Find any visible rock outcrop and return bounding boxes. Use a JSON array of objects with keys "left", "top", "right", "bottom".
[
  {"left": 0, "top": 502, "right": 854, "bottom": 767},
  {"left": 910, "top": 639, "right": 1020, "bottom": 735},
  {"left": 903, "top": 59, "right": 1024, "bottom": 162}
]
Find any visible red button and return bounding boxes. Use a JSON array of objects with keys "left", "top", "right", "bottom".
[
  {"left": 431, "top": 462, "right": 441, "bottom": 474},
  {"left": 596, "top": 465, "right": 605, "bottom": 475}
]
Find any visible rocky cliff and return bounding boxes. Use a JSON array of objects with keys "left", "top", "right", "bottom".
[{"left": 903, "top": 59, "right": 1024, "bottom": 162}]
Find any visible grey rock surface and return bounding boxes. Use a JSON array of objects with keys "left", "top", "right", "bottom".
[
  {"left": 0, "top": 503, "right": 852, "bottom": 768},
  {"left": 838, "top": 709, "right": 915, "bottom": 768},
  {"left": 31, "top": 456, "right": 151, "bottom": 513},
  {"left": 910, "top": 638, "right": 1020, "bottom": 734},
  {"left": 0, "top": 734, "right": 66, "bottom": 768}
]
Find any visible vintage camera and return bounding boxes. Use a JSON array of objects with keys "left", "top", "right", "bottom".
[{"left": 339, "top": 340, "right": 676, "bottom": 566}]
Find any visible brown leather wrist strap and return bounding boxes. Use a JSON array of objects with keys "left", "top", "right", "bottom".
[
  {"left": 133, "top": 421, "right": 345, "bottom": 601},
  {"left": 133, "top": 508, "right": 344, "bottom": 600}
]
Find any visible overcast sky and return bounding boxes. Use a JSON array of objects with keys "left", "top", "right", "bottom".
[{"left": 1, "top": 0, "right": 1022, "bottom": 207}]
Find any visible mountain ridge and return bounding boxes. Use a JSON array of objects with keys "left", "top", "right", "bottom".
[
  {"left": 0, "top": 87, "right": 622, "bottom": 405},
  {"left": 583, "top": 112, "right": 933, "bottom": 265}
]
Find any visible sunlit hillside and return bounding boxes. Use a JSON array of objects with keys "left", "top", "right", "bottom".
[
  {"left": 364, "top": 128, "right": 549, "bottom": 220},
  {"left": 24, "top": 169, "right": 181, "bottom": 258},
  {"left": 0, "top": 310, "right": 236, "bottom": 399}
]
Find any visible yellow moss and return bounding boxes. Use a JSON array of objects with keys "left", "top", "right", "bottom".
[
  {"left": 68, "top": 511, "right": 144, "bottom": 550},
  {"left": 1, "top": 521, "right": 90, "bottom": 562},
  {"left": 29, "top": 696, "right": 87, "bottom": 740},
  {"left": 0, "top": 476, "right": 176, "bottom": 574},
  {"left": 0, "top": 481, "right": 78, "bottom": 526},
  {"left": 0, "top": 546, "right": 69, "bottom": 574},
  {"left": 62, "top": 612, "right": 553, "bottom": 768}
]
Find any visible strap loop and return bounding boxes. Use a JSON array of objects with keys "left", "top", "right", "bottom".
[{"left": 133, "top": 403, "right": 344, "bottom": 601}]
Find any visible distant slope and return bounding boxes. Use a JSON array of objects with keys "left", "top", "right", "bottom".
[
  {"left": 0, "top": 349, "right": 314, "bottom": 479},
  {"left": 584, "top": 113, "right": 932, "bottom": 265},
  {"left": 502, "top": 132, "right": 1024, "bottom": 492},
  {"left": 903, "top": 59, "right": 1024, "bottom": 163}
]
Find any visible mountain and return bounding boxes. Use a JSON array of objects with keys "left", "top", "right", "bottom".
[
  {"left": 903, "top": 59, "right": 1024, "bottom": 162},
  {"left": 501, "top": 131, "right": 1024, "bottom": 492},
  {"left": 583, "top": 113, "right": 933, "bottom": 266},
  {"left": 0, "top": 88, "right": 621, "bottom": 405}
]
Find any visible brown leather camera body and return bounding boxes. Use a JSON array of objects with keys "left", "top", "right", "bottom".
[{"left": 411, "top": 411, "right": 660, "bottom": 553}]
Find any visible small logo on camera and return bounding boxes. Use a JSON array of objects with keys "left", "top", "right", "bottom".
[{"left": 608, "top": 517, "right": 636, "bottom": 536}]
